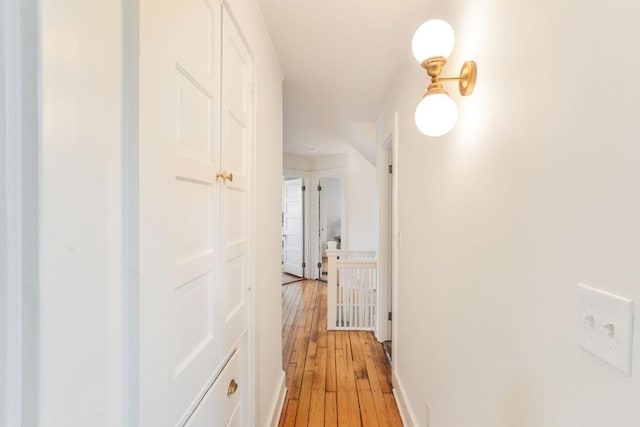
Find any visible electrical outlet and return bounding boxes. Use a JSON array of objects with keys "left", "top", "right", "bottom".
[{"left": 425, "top": 400, "right": 431, "bottom": 427}]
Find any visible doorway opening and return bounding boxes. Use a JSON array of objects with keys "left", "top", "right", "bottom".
[
  {"left": 383, "top": 145, "right": 393, "bottom": 362},
  {"left": 378, "top": 118, "right": 397, "bottom": 365},
  {"left": 282, "top": 176, "right": 305, "bottom": 285},
  {"left": 316, "top": 176, "right": 342, "bottom": 281}
]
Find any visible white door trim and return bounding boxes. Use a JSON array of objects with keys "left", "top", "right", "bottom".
[
  {"left": 390, "top": 113, "right": 400, "bottom": 386},
  {"left": 1, "top": 2, "right": 39, "bottom": 425},
  {"left": 1, "top": 4, "right": 23, "bottom": 423},
  {"left": 221, "top": 4, "right": 257, "bottom": 426},
  {"left": 122, "top": 1, "right": 140, "bottom": 425},
  {"left": 376, "top": 134, "right": 392, "bottom": 342},
  {"left": 375, "top": 113, "right": 399, "bottom": 350}
]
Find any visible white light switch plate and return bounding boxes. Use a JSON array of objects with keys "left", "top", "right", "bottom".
[{"left": 578, "top": 284, "right": 634, "bottom": 375}]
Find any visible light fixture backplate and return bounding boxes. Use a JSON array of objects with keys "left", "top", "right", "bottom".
[{"left": 459, "top": 61, "right": 477, "bottom": 96}]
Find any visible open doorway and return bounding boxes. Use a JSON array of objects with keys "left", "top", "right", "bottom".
[
  {"left": 317, "top": 176, "right": 342, "bottom": 281},
  {"left": 378, "top": 114, "right": 398, "bottom": 365},
  {"left": 282, "top": 176, "right": 305, "bottom": 285},
  {"left": 382, "top": 146, "right": 393, "bottom": 362}
]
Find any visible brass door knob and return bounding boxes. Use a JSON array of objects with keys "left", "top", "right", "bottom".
[
  {"left": 216, "top": 171, "right": 233, "bottom": 182},
  {"left": 227, "top": 379, "right": 238, "bottom": 396}
]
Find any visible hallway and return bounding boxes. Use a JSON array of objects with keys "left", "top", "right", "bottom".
[{"left": 279, "top": 281, "right": 402, "bottom": 426}]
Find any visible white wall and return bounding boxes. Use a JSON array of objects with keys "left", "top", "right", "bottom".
[
  {"left": 283, "top": 154, "right": 312, "bottom": 171},
  {"left": 323, "top": 177, "right": 341, "bottom": 244},
  {"left": 345, "top": 150, "right": 377, "bottom": 251},
  {"left": 40, "top": 1, "right": 124, "bottom": 425},
  {"left": 284, "top": 150, "right": 377, "bottom": 253},
  {"left": 379, "top": 2, "right": 640, "bottom": 426},
  {"left": 226, "top": 1, "right": 286, "bottom": 425}
]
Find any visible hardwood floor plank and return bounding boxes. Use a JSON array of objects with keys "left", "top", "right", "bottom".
[
  {"left": 286, "top": 362, "right": 297, "bottom": 392},
  {"left": 309, "top": 286, "right": 323, "bottom": 344},
  {"left": 356, "top": 378, "right": 380, "bottom": 427},
  {"left": 364, "top": 331, "right": 393, "bottom": 394},
  {"left": 317, "top": 284, "right": 328, "bottom": 348},
  {"left": 278, "top": 280, "right": 402, "bottom": 426},
  {"left": 324, "top": 392, "right": 337, "bottom": 427},
  {"left": 325, "top": 332, "right": 337, "bottom": 392},
  {"left": 280, "top": 399, "right": 298, "bottom": 427},
  {"left": 349, "top": 331, "right": 368, "bottom": 381},
  {"left": 384, "top": 392, "right": 404, "bottom": 427},
  {"left": 295, "top": 370, "right": 314, "bottom": 426},
  {"left": 308, "top": 347, "right": 327, "bottom": 425},
  {"left": 361, "top": 332, "right": 393, "bottom": 426}
]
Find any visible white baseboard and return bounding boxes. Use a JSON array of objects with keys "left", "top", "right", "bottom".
[
  {"left": 267, "top": 370, "right": 287, "bottom": 427},
  {"left": 393, "top": 372, "right": 420, "bottom": 426}
]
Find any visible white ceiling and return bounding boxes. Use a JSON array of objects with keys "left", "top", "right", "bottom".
[{"left": 257, "top": 0, "right": 438, "bottom": 159}]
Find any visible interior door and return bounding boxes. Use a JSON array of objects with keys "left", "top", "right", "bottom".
[
  {"left": 317, "top": 177, "right": 341, "bottom": 280},
  {"left": 219, "top": 9, "right": 252, "bottom": 356},
  {"left": 139, "top": 1, "right": 223, "bottom": 425},
  {"left": 283, "top": 178, "right": 303, "bottom": 277}
]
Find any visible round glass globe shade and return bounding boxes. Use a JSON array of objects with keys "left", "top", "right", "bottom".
[
  {"left": 411, "top": 19, "right": 455, "bottom": 63},
  {"left": 414, "top": 93, "right": 458, "bottom": 137}
]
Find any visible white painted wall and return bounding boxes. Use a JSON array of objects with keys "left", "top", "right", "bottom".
[
  {"left": 283, "top": 154, "right": 312, "bottom": 171},
  {"left": 345, "top": 150, "right": 377, "bottom": 251},
  {"left": 378, "top": 1, "right": 640, "bottom": 426},
  {"left": 40, "top": 1, "right": 124, "bottom": 425},
  {"left": 225, "top": 1, "right": 286, "bottom": 425},
  {"left": 284, "top": 150, "right": 377, "bottom": 253},
  {"left": 323, "top": 177, "right": 341, "bottom": 244}
]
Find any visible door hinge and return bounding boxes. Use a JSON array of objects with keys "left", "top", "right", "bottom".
[
  {"left": 302, "top": 185, "right": 306, "bottom": 191},
  {"left": 388, "top": 312, "right": 392, "bottom": 321},
  {"left": 317, "top": 262, "right": 322, "bottom": 268},
  {"left": 388, "top": 164, "right": 393, "bottom": 174},
  {"left": 317, "top": 185, "right": 322, "bottom": 191},
  {"left": 302, "top": 262, "right": 306, "bottom": 268}
]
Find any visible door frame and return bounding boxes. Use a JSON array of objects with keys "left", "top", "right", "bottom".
[
  {"left": 310, "top": 168, "right": 347, "bottom": 280},
  {"left": 1, "top": 1, "right": 40, "bottom": 425},
  {"left": 122, "top": 0, "right": 140, "bottom": 425},
  {"left": 376, "top": 113, "right": 399, "bottom": 351},
  {"left": 283, "top": 168, "right": 311, "bottom": 279},
  {"left": 281, "top": 176, "right": 305, "bottom": 278}
]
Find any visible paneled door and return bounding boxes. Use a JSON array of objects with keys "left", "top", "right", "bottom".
[
  {"left": 283, "top": 178, "right": 304, "bottom": 277},
  {"left": 139, "top": 1, "right": 227, "bottom": 425},
  {"left": 219, "top": 10, "right": 252, "bottom": 356}
]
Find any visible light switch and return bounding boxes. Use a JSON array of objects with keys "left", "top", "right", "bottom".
[{"left": 578, "top": 284, "right": 634, "bottom": 375}]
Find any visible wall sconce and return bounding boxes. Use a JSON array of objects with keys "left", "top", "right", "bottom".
[{"left": 412, "top": 19, "right": 477, "bottom": 137}]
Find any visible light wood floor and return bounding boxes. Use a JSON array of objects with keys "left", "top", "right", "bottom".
[{"left": 279, "top": 280, "right": 403, "bottom": 426}]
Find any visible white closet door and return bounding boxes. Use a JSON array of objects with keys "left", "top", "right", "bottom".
[
  {"left": 219, "top": 11, "right": 252, "bottom": 355},
  {"left": 139, "top": 1, "right": 223, "bottom": 425}
]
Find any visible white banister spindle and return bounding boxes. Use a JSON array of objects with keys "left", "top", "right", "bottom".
[{"left": 326, "top": 241, "right": 339, "bottom": 330}]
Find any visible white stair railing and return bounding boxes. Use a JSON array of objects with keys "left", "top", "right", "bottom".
[{"left": 326, "top": 242, "right": 377, "bottom": 331}]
